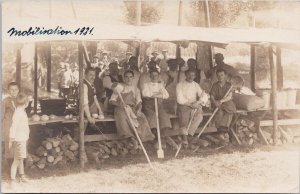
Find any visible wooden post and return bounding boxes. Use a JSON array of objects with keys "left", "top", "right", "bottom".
[
  {"left": 34, "top": 43, "right": 38, "bottom": 113},
  {"left": 78, "top": 43, "right": 85, "bottom": 169},
  {"left": 176, "top": 0, "right": 183, "bottom": 59},
  {"left": 136, "top": 0, "right": 142, "bottom": 67},
  {"left": 276, "top": 47, "right": 283, "bottom": 90},
  {"left": 269, "top": 45, "right": 278, "bottom": 145},
  {"left": 16, "top": 48, "right": 21, "bottom": 87},
  {"left": 204, "top": 0, "right": 214, "bottom": 68},
  {"left": 250, "top": 45, "right": 256, "bottom": 92},
  {"left": 136, "top": 0, "right": 141, "bottom": 26},
  {"left": 46, "top": 43, "right": 51, "bottom": 92},
  {"left": 82, "top": 43, "right": 91, "bottom": 68}
]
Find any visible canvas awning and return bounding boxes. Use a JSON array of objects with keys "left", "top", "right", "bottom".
[{"left": 3, "top": 18, "right": 300, "bottom": 49}]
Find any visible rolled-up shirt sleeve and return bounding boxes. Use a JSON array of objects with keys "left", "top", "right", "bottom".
[
  {"left": 83, "top": 84, "right": 89, "bottom": 106},
  {"left": 160, "top": 84, "right": 169, "bottom": 99},
  {"left": 197, "top": 84, "right": 209, "bottom": 104},
  {"left": 109, "top": 92, "right": 118, "bottom": 102}
]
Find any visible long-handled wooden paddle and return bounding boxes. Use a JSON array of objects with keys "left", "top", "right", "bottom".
[
  {"left": 174, "top": 108, "right": 198, "bottom": 158},
  {"left": 117, "top": 91, "right": 154, "bottom": 169},
  {"left": 154, "top": 98, "right": 164, "bottom": 159}
]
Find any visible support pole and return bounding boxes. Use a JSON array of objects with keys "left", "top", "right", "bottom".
[
  {"left": 204, "top": 0, "right": 214, "bottom": 68},
  {"left": 16, "top": 48, "right": 21, "bottom": 87},
  {"left": 269, "top": 45, "right": 278, "bottom": 145},
  {"left": 250, "top": 45, "right": 256, "bottom": 92},
  {"left": 82, "top": 42, "right": 91, "bottom": 68},
  {"left": 136, "top": 0, "right": 142, "bottom": 67},
  {"left": 34, "top": 43, "right": 38, "bottom": 113},
  {"left": 46, "top": 43, "right": 51, "bottom": 92},
  {"left": 176, "top": 0, "right": 183, "bottom": 59},
  {"left": 78, "top": 43, "right": 85, "bottom": 169},
  {"left": 136, "top": 0, "right": 141, "bottom": 26},
  {"left": 276, "top": 47, "right": 283, "bottom": 90}
]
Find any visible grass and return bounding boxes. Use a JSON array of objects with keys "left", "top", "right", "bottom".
[{"left": 2, "top": 142, "right": 299, "bottom": 193}]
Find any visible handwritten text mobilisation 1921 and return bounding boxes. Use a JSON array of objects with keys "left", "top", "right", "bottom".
[{"left": 7, "top": 26, "right": 94, "bottom": 37}]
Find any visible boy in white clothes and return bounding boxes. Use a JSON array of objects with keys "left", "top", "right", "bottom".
[{"left": 9, "top": 93, "right": 30, "bottom": 184}]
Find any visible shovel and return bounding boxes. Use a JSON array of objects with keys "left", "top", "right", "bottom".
[{"left": 154, "top": 98, "right": 164, "bottom": 159}]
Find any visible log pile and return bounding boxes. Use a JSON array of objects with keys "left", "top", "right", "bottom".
[
  {"left": 262, "top": 126, "right": 295, "bottom": 145},
  {"left": 234, "top": 118, "right": 261, "bottom": 146},
  {"left": 85, "top": 138, "right": 142, "bottom": 164},
  {"left": 25, "top": 134, "right": 79, "bottom": 169}
]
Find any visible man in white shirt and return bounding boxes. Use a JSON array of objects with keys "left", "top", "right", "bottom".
[
  {"left": 142, "top": 69, "right": 172, "bottom": 134},
  {"left": 176, "top": 69, "right": 209, "bottom": 144}
]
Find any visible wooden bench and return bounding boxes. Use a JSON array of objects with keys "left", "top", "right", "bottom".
[{"left": 28, "top": 105, "right": 300, "bottom": 142}]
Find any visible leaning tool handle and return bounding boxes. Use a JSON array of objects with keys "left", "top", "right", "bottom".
[
  {"left": 185, "top": 89, "right": 207, "bottom": 135},
  {"left": 174, "top": 107, "right": 198, "bottom": 158},
  {"left": 174, "top": 89, "right": 207, "bottom": 158},
  {"left": 117, "top": 92, "right": 154, "bottom": 169},
  {"left": 187, "top": 108, "right": 198, "bottom": 133},
  {"left": 196, "top": 85, "right": 233, "bottom": 139},
  {"left": 90, "top": 124, "right": 108, "bottom": 140},
  {"left": 154, "top": 98, "right": 163, "bottom": 151}
]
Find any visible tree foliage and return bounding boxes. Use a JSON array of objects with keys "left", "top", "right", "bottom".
[
  {"left": 187, "top": 1, "right": 277, "bottom": 27},
  {"left": 123, "top": 1, "right": 164, "bottom": 25}
]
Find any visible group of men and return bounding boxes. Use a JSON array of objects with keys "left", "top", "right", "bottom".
[
  {"left": 81, "top": 50, "right": 244, "bottom": 146},
  {"left": 57, "top": 62, "right": 79, "bottom": 100}
]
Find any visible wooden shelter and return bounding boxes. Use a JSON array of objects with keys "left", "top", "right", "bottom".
[{"left": 3, "top": 20, "right": 300, "bottom": 168}]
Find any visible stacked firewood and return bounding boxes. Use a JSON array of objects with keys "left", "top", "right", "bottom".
[
  {"left": 85, "top": 138, "right": 142, "bottom": 164},
  {"left": 234, "top": 118, "right": 261, "bottom": 146},
  {"left": 262, "top": 126, "right": 295, "bottom": 145},
  {"left": 25, "top": 134, "right": 79, "bottom": 169}
]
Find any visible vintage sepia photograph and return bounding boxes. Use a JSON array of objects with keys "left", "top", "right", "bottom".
[{"left": 1, "top": 0, "right": 300, "bottom": 193}]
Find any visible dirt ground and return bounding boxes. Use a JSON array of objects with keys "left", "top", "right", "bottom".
[{"left": 1, "top": 142, "right": 299, "bottom": 193}]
